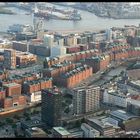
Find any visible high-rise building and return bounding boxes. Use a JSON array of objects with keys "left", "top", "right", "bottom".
[
  {"left": 41, "top": 87, "right": 62, "bottom": 128},
  {"left": 4, "top": 49, "right": 16, "bottom": 69},
  {"left": 73, "top": 85, "right": 100, "bottom": 115},
  {"left": 43, "top": 34, "right": 54, "bottom": 47}
]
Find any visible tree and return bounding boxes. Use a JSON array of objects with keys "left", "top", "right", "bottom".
[
  {"left": 62, "top": 121, "right": 67, "bottom": 127},
  {"left": 80, "top": 118, "right": 85, "bottom": 123},
  {"left": 23, "top": 112, "right": 30, "bottom": 118},
  {"left": 13, "top": 114, "right": 20, "bottom": 120},
  {"left": 5, "top": 118, "right": 13, "bottom": 124},
  {"left": 12, "top": 124, "right": 17, "bottom": 129},
  {"left": 75, "top": 120, "right": 81, "bottom": 127},
  {"left": 0, "top": 121, "right": 5, "bottom": 127},
  {"left": 25, "top": 116, "right": 31, "bottom": 121},
  {"left": 64, "top": 107, "right": 70, "bottom": 114}
]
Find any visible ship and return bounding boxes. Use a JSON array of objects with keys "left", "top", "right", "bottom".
[{"left": 34, "top": 5, "right": 81, "bottom": 21}]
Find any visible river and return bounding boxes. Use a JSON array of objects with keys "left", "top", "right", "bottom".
[{"left": 0, "top": 3, "right": 140, "bottom": 32}]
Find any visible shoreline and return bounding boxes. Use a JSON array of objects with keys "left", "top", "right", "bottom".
[
  {"left": 53, "top": 3, "right": 140, "bottom": 20},
  {"left": 0, "top": 102, "right": 40, "bottom": 117}
]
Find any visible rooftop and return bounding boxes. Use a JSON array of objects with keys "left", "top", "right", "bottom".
[
  {"left": 3, "top": 82, "right": 20, "bottom": 88},
  {"left": 110, "top": 110, "right": 140, "bottom": 121},
  {"left": 53, "top": 127, "right": 70, "bottom": 136},
  {"left": 26, "top": 127, "right": 47, "bottom": 137},
  {"left": 42, "top": 87, "right": 61, "bottom": 95},
  {"left": 81, "top": 123, "right": 100, "bottom": 132},
  {"left": 87, "top": 116, "right": 114, "bottom": 129}
]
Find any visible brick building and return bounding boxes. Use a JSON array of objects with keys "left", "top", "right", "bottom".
[
  {"left": 43, "top": 49, "right": 99, "bottom": 68},
  {"left": 82, "top": 54, "right": 110, "bottom": 73},
  {"left": 43, "top": 62, "right": 75, "bottom": 78},
  {"left": 22, "top": 78, "right": 52, "bottom": 94},
  {"left": 54, "top": 65, "right": 92, "bottom": 88},
  {"left": 3, "top": 83, "right": 21, "bottom": 96}
]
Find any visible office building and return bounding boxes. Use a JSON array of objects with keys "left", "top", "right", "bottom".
[
  {"left": 81, "top": 123, "right": 100, "bottom": 138},
  {"left": 103, "top": 88, "right": 128, "bottom": 108},
  {"left": 73, "top": 85, "right": 100, "bottom": 115},
  {"left": 3, "top": 49, "right": 16, "bottom": 69},
  {"left": 86, "top": 117, "right": 116, "bottom": 137},
  {"left": 127, "top": 95, "right": 140, "bottom": 116},
  {"left": 43, "top": 34, "right": 54, "bottom": 47},
  {"left": 41, "top": 87, "right": 62, "bottom": 127},
  {"left": 50, "top": 45, "right": 66, "bottom": 57}
]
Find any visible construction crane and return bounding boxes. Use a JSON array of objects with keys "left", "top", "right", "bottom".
[{"left": 32, "top": 3, "right": 44, "bottom": 34}]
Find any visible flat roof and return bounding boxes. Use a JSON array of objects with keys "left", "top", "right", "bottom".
[
  {"left": 81, "top": 123, "right": 100, "bottom": 133},
  {"left": 26, "top": 127, "right": 47, "bottom": 137},
  {"left": 3, "top": 82, "right": 21, "bottom": 87},
  {"left": 110, "top": 110, "right": 139, "bottom": 121},
  {"left": 87, "top": 116, "right": 113, "bottom": 129},
  {"left": 53, "top": 127, "right": 70, "bottom": 136}
]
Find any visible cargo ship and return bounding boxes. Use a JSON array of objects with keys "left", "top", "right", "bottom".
[{"left": 34, "top": 6, "right": 81, "bottom": 21}]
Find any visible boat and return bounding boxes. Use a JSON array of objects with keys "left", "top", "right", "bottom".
[{"left": 34, "top": 6, "right": 81, "bottom": 21}]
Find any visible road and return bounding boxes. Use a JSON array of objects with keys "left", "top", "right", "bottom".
[{"left": 9, "top": 64, "right": 43, "bottom": 76}]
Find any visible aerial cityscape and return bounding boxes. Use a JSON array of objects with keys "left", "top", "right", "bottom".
[{"left": 0, "top": 2, "right": 140, "bottom": 138}]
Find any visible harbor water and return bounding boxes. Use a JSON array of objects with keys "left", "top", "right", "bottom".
[{"left": 0, "top": 3, "right": 140, "bottom": 32}]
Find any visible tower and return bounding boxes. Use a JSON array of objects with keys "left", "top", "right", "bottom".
[
  {"left": 41, "top": 87, "right": 62, "bottom": 128},
  {"left": 3, "top": 49, "right": 16, "bottom": 69}
]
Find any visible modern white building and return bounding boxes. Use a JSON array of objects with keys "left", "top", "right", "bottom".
[
  {"left": 73, "top": 85, "right": 100, "bottom": 115},
  {"left": 103, "top": 88, "right": 128, "bottom": 108},
  {"left": 27, "top": 91, "right": 41, "bottom": 103},
  {"left": 56, "top": 38, "right": 64, "bottom": 46},
  {"left": 81, "top": 123, "right": 100, "bottom": 138},
  {"left": 43, "top": 34, "right": 54, "bottom": 47},
  {"left": 50, "top": 45, "right": 66, "bottom": 57}
]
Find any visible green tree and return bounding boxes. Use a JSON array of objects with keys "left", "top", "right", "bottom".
[
  {"left": 0, "top": 121, "right": 5, "bottom": 126},
  {"left": 23, "top": 112, "right": 30, "bottom": 118},
  {"left": 12, "top": 124, "right": 17, "bottom": 129},
  {"left": 80, "top": 118, "right": 85, "bottom": 123},
  {"left": 13, "top": 114, "right": 20, "bottom": 120},
  {"left": 75, "top": 120, "right": 81, "bottom": 127},
  {"left": 64, "top": 107, "right": 70, "bottom": 114},
  {"left": 25, "top": 116, "right": 31, "bottom": 121},
  {"left": 5, "top": 118, "right": 13, "bottom": 124}
]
